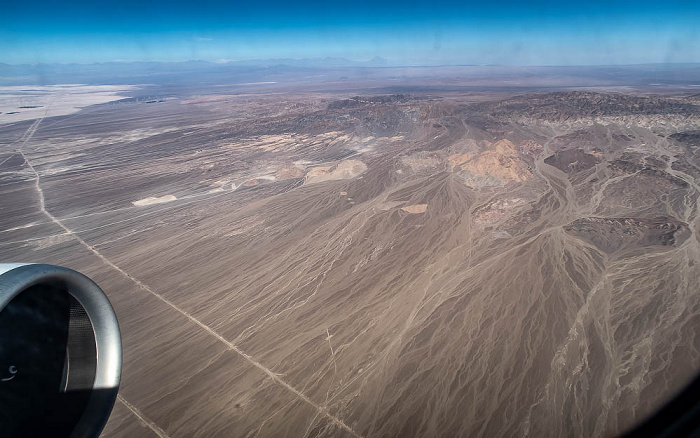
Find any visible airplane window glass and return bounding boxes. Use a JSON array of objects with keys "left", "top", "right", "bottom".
[{"left": 1, "top": 1, "right": 699, "bottom": 437}]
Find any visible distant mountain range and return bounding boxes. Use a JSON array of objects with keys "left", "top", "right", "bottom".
[
  {"left": 0, "top": 57, "right": 389, "bottom": 85},
  {"left": 0, "top": 59, "right": 698, "bottom": 88},
  {"left": 221, "top": 56, "right": 389, "bottom": 68}
]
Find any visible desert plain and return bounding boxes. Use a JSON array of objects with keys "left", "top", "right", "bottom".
[{"left": 1, "top": 65, "right": 699, "bottom": 437}]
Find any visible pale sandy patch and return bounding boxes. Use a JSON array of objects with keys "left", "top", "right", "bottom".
[
  {"left": 0, "top": 84, "right": 135, "bottom": 124},
  {"left": 275, "top": 164, "right": 305, "bottom": 179},
  {"left": 401, "top": 204, "right": 428, "bottom": 214},
  {"left": 305, "top": 160, "right": 367, "bottom": 184},
  {"left": 132, "top": 195, "right": 177, "bottom": 206}
]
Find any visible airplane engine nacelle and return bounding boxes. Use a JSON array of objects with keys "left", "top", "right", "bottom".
[{"left": 0, "top": 264, "right": 121, "bottom": 438}]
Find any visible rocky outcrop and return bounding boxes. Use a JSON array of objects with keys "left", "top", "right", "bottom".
[
  {"left": 458, "top": 139, "right": 531, "bottom": 184},
  {"left": 564, "top": 217, "right": 690, "bottom": 254}
]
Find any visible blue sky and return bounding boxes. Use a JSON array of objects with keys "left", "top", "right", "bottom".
[{"left": 1, "top": 0, "right": 698, "bottom": 65}]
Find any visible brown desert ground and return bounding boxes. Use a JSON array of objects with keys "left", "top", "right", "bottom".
[{"left": 1, "top": 76, "right": 700, "bottom": 437}]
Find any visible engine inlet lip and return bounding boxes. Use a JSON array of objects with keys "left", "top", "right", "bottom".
[{"left": 0, "top": 263, "right": 122, "bottom": 438}]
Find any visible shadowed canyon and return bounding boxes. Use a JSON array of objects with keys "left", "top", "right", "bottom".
[{"left": 1, "top": 76, "right": 700, "bottom": 437}]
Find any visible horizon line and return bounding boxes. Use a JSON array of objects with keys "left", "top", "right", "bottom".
[{"left": 1, "top": 59, "right": 700, "bottom": 68}]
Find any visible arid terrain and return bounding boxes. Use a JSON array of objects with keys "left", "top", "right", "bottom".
[{"left": 1, "top": 68, "right": 699, "bottom": 437}]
